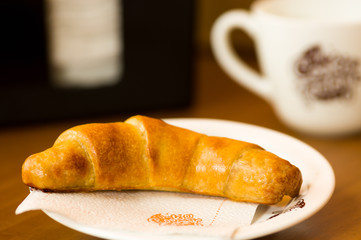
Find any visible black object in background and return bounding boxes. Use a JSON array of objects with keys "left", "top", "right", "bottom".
[{"left": 0, "top": 0, "right": 195, "bottom": 124}]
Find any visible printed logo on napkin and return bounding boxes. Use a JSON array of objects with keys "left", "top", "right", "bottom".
[{"left": 147, "top": 213, "right": 204, "bottom": 226}]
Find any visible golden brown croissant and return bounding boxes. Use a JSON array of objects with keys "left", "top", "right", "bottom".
[{"left": 22, "top": 115, "right": 302, "bottom": 204}]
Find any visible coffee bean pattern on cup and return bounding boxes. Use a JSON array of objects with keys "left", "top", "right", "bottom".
[{"left": 295, "top": 45, "right": 361, "bottom": 102}]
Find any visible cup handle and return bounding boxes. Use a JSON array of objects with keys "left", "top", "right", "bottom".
[{"left": 211, "top": 10, "right": 271, "bottom": 101}]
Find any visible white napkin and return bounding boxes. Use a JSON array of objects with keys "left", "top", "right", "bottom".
[{"left": 16, "top": 189, "right": 259, "bottom": 238}]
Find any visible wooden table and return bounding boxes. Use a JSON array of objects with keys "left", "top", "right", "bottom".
[{"left": 2, "top": 51, "right": 361, "bottom": 239}]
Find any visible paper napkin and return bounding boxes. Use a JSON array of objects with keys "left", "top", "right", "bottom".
[{"left": 16, "top": 189, "right": 259, "bottom": 238}]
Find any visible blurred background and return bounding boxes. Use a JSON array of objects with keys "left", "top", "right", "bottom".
[
  {"left": 197, "top": 0, "right": 253, "bottom": 52},
  {"left": 4, "top": 2, "right": 361, "bottom": 239},
  {"left": 0, "top": 0, "right": 254, "bottom": 125}
]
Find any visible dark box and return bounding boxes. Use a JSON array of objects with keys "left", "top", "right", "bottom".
[{"left": 0, "top": 0, "right": 195, "bottom": 124}]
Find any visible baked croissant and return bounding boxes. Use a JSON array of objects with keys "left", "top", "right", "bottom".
[{"left": 22, "top": 115, "right": 302, "bottom": 204}]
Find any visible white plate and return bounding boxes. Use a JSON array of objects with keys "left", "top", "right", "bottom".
[{"left": 44, "top": 118, "right": 335, "bottom": 240}]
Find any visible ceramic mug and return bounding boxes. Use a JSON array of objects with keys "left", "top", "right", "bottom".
[{"left": 211, "top": 0, "right": 361, "bottom": 136}]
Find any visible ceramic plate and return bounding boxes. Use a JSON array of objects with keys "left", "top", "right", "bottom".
[{"left": 44, "top": 118, "right": 335, "bottom": 240}]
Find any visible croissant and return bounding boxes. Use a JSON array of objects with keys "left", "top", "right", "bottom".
[{"left": 22, "top": 115, "right": 302, "bottom": 204}]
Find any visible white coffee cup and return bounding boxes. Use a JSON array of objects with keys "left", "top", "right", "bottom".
[{"left": 211, "top": 0, "right": 361, "bottom": 137}]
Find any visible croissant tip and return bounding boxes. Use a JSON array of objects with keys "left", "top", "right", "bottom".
[{"left": 22, "top": 154, "right": 40, "bottom": 189}]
